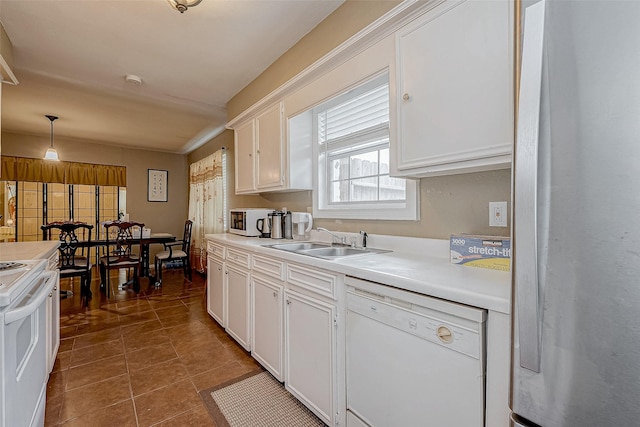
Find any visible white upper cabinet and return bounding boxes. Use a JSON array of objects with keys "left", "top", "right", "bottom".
[
  {"left": 392, "top": 0, "right": 513, "bottom": 177},
  {"left": 234, "top": 119, "right": 256, "bottom": 193},
  {"left": 233, "top": 102, "right": 312, "bottom": 194},
  {"left": 255, "top": 103, "right": 285, "bottom": 190}
]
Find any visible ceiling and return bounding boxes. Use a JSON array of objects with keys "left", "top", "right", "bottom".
[{"left": 0, "top": 0, "right": 343, "bottom": 154}]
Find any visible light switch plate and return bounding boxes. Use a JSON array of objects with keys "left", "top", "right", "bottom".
[{"left": 489, "top": 201, "right": 508, "bottom": 227}]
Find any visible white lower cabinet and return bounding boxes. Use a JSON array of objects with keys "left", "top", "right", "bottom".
[
  {"left": 225, "top": 264, "right": 251, "bottom": 351},
  {"left": 251, "top": 274, "right": 284, "bottom": 381},
  {"left": 205, "top": 241, "right": 344, "bottom": 427},
  {"left": 46, "top": 281, "right": 60, "bottom": 374},
  {"left": 284, "top": 289, "right": 337, "bottom": 426},
  {"left": 46, "top": 251, "right": 60, "bottom": 374},
  {"left": 206, "top": 256, "right": 225, "bottom": 326}
]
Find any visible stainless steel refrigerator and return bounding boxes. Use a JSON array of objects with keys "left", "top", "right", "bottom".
[{"left": 512, "top": 0, "right": 640, "bottom": 425}]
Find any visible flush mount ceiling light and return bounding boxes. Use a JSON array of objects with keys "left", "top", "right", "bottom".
[
  {"left": 167, "top": 0, "right": 203, "bottom": 13},
  {"left": 125, "top": 74, "right": 142, "bottom": 85},
  {"left": 43, "top": 115, "right": 60, "bottom": 161}
]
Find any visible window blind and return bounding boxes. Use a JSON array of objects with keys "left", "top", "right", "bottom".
[{"left": 318, "top": 83, "right": 389, "bottom": 145}]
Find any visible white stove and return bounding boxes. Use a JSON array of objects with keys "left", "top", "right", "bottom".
[
  {"left": 0, "top": 259, "right": 47, "bottom": 308},
  {"left": 0, "top": 257, "right": 54, "bottom": 427}
]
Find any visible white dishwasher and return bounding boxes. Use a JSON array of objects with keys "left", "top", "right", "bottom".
[{"left": 345, "top": 276, "right": 486, "bottom": 427}]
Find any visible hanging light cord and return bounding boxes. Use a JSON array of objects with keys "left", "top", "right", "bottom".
[{"left": 46, "top": 115, "right": 58, "bottom": 148}]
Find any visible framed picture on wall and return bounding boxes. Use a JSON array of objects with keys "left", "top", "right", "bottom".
[{"left": 148, "top": 169, "right": 168, "bottom": 202}]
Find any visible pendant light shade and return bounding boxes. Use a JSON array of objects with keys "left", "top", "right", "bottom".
[
  {"left": 43, "top": 115, "right": 60, "bottom": 161},
  {"left": 167, "top": 0, "right": 203, "bottom": 13}
]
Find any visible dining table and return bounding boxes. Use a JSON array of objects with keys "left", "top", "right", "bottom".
[{"left": 79, "top": 233, "right": 176, "bottom": 280}]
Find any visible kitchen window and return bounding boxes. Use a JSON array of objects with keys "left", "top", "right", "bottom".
[
  {"left": 312, "top": 72, "right": 418, "bottom": 220},
  {"left": 0, "top": 180, "right": 125, "bottom": 243}
]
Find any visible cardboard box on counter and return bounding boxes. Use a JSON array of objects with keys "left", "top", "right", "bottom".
[{"left": 450, "top": 234, "right": 511, "bottom": 272}]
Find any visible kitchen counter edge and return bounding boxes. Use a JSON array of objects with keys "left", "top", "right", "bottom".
[
  {"left": 205, "top": 233, "right": 510, "bottom": 314},
  {"left": 0, "top": 241, "right": 60, "bottom": 262}
]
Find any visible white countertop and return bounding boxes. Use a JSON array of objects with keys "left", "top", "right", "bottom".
[
  {"left": 206, "top": 233, "right": 511, "bottom": 314},
  {"left": 0, "top": 241, "right": 60, "bottom": 262}
]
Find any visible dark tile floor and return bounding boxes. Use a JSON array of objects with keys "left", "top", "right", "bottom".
[{"left": 45, "top": 267, "right": 261, "bottom": 426}]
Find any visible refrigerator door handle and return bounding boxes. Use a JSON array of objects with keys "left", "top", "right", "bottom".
[{"left": 514, "top": 0, "right": 545, "bottom": 373}]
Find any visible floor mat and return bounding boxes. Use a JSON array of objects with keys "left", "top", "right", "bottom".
[{"left": 199, "top": 370, "right": 326, "bottom": 427}]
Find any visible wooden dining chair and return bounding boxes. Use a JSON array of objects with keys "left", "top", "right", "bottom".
[
  {"left": 154, "top": 220, "right": 193, "bottom": 286},
  {"left": 100, "top": 221, "right": 144, "bottom": 297},
  {"left": 41, "top": 221, "right": 94, "bottom": 304}
]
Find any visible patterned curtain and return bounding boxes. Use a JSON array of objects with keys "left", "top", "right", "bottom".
[{"left": 188, "top": 149, "right": 226, "bottom": 273}]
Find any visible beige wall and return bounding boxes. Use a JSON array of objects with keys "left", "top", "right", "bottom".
[
  {"left": 1, "top": 131, "right": 189, "bottom": 242},
  {"left": 227, "top": 1, "right": 401, "bottom": 119},
  {"left": 244, "top": 172, "right": 510, "bottom": 240},
  {"left": 195, "top": 0, "right": 512, "bottom": 240}
]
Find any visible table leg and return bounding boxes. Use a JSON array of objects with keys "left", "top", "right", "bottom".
[{"left": 141, "top": 243, "right": 150, "bottom": 277}]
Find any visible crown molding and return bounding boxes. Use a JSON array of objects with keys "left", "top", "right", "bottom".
[{"left": 226, "top": 0, "right": 445, "bottom": 128}]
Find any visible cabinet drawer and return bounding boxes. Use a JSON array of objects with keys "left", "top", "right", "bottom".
[
  {"left": 286, "top": 263, "right": 338, "bottom": 300},
  {"left": 207, "top": 241, "right": 225, "bottom": 259},
  {"left": 252, "top": 254, "right": 285, "bottom": 281},
  {"left": 226, "top": 248, "right": 251, "bottom": 269}
]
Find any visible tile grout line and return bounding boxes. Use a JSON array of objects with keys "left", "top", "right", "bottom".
[{"left": 121, "top": 308, "right": 141, "bottom": 427}]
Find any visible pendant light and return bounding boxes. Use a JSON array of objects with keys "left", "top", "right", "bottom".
[
  {"left": 43, "top": 115, "right": 60, "bottom": 161},
  {"left": 167, "top": 0, "right": 203, "bottom": 13}
]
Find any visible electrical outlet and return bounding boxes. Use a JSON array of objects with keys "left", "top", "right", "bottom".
[{"left": 489, "top": 202, "right": 508, "bottom": 227}]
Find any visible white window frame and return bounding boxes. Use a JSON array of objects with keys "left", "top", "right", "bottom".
[{"left": 312, "top": 72, "right": 419, "bottom": 220}]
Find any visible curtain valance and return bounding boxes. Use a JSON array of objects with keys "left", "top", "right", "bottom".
[{"left": 1, "top": 156, "right": 127, "bottom": 186}]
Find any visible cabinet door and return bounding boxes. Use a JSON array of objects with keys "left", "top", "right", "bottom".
[
  {"left": 226, "top": 264, "right": 251, "bottom": 351},
  {"left": 285, "top": 290, "right": 336, "bottom": 425},
  {"left": 251, "top": 275, "right": 283, "bottom": 381},
  {"left": 46, "top": 276, "right": 60, "bottom": 374},
  {"left": 206, "top": 256, "right": 225, "bottom": 327},
  {"left": 235, "top": 119, "right": 256, "bottom": 193},
  {"left": 395, "top": 0, "right": 512, "bottom": 176},
  {"left": 256, "top": 103, "right": 285, "bottom": 190}
]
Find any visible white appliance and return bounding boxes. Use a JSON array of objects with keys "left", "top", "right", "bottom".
[
  {"left": 291, "top": 212, "right": 313, "bottom": 241},
  {"left": 0, "top": 259, "right": 56, "bottom": 427},
  {"left": 229, "top": 208, "right": 272, "bottom": 236},
  {"left": 345, "top": 276, "right": 486, "bottom": 427},
  {"left": 512, "top": 1, "right": 640, "bottom": 425}
]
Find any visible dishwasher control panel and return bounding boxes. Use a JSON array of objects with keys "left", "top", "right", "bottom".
[{"left": 345, "top": 276, "right": 486, "bottom": 360}]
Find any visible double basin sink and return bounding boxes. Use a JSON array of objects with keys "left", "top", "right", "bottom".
[{"left": 267, "top": 242, "right": 390, "bottom": 260}]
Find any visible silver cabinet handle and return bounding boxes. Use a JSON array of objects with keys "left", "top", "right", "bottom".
[
  {"left": 514, "top": 0, "right": 546, "bottom": 373},
  {"left": 402, "top": 93, "right": 410, "bottom": 101},
  {"left": 273, "top": 291, "right": 277, "bottom": 297}
]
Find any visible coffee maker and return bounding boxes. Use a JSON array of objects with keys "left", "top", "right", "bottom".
[
  {"left": 292, "top": 212, "right": 313, "bottom": 241},
  {"left": 269, "top": 210, "right": 285, "bottom": 239}
]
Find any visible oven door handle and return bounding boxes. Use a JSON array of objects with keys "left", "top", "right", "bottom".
[{"left": 4, "top": 271, "right": 57, "bottom": 324}]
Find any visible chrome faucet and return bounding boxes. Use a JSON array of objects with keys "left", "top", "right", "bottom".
[
  {"left": 360, "top": 230, "right": 368, "bottom": 248},
  {"left": 317, "top": 227, "right": 347, "bottom": 245}
]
